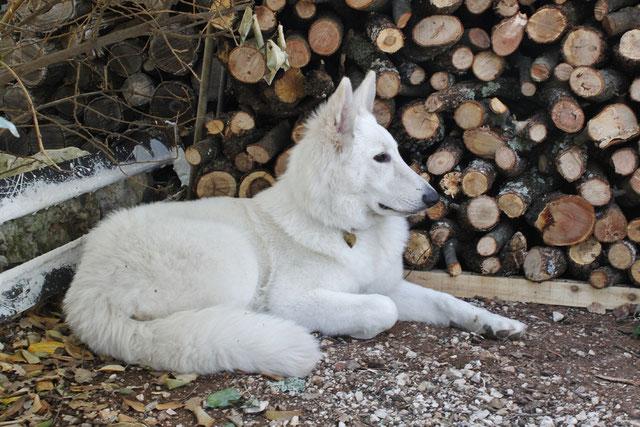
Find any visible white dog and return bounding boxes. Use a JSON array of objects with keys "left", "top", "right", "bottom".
[{"left": 64, "top": 71, "right": 526, "bottom": 377}]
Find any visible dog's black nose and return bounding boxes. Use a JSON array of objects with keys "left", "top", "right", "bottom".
[{"left": 422, "top": 192, "right": 439, "bottom": 208}]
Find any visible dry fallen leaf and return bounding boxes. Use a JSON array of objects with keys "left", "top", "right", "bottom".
[
  {"left": 265, "top": 410, "right": 302, "bottom": 421},
  {"left": 28, "top": 341, "right": 65, "bottom": 354},
  {"left": 185, "top": 397, "right": 215, "bottom": 427},
  {"left": 74, "top": 368, "right": 95, "bottom": 384},
  {"left": 98, "top": 364, "right": 126, "bottom": 372},
  {"left": 35, "top": 381, "right": 54, "bottom": 392},
  {"left": 163, "top": 373, "right": 198, "bottom": 390},
  {"left": 156, "top": 401, "right": 184, "bottom": 410},
  {"left": 123, "top": 398, "right": 147, "bottom": 413},
  {"left": 19, "top": 349, "right": 40, "bottom": 364}
]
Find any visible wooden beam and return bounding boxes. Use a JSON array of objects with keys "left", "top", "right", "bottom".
[{"left": 406, "top": 270, "right": 640, "bottom": 310}]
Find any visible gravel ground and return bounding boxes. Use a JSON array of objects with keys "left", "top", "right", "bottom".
[{"left": 1, "top": 298, "right": 639, "bottom": 426}]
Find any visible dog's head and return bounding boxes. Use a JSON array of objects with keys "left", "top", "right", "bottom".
[{"left": 284, "top": 71, "right": 439, "bottom": 230}]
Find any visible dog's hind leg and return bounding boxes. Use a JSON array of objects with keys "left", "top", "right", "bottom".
[
  {"left": 387, "top": 281, "right": 527, "bottom": 339},
  {"left": 270, "top": 289, "right": 399, "bottom": 339}
]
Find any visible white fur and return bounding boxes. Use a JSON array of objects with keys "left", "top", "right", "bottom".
[{"left": 64, "top": 71, "right": 526, "bottom": 377}]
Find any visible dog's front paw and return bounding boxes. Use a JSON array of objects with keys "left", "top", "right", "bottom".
[{"left": 481, "top": 315, "right": 527, "bottom": 340}]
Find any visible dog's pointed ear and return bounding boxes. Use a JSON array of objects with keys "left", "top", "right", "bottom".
[
  {"left": 325, "top": 77, "right": 354, "bottom": 136},
  {"left": 353, "top": 70, "right": 376, "bottom": 113}
]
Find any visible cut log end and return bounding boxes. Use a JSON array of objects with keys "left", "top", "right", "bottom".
[
  {"left": 309, "top": 15, "right": 343, "bottom": 56},
  {"left": 196, "top": 171, "right": 237, "bottom": 198},
  {"left": 412, "top": 15, "right": 464, "bottom": 48},
  {"left": 464, "top": 195, "right": 500, "bottom": 231},
  {"left": 562, "top": 27, "right": 606, "bottom": 67},
  {"left": 526, "top": 6, "right": 568, "bottom": 44},
  {"left": 524, "top": 246, "right": 568, "bottom": 282},
  {"left": 454, "top": 101, "right": 485, "bottom": 130},
  {"left": 550, "top": 97, "right": 585, "bottom": 133},
  {"left": 608, "top": 240, "right": 637, "bottom": 270},
  {"left": 533, "top": 195, "right": 595, "bottom": 246},
  {"left": 238, "top": 171, "right": 276, "bottom": 198},
  {"left": 401, "top": 103, "right": 443, "bottom": 140},
  {"left": 228, "top": 45, "right": 266, "bottom": 84}
]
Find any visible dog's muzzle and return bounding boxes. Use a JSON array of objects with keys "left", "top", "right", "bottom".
[{"left": 422, "top": 192, "right": 439, "bottom": 208}]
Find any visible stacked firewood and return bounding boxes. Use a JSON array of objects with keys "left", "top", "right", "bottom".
[{"left": 1, "top": 0, "right": 640, "bottom": 287}]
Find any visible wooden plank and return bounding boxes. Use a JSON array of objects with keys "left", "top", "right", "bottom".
[{"left": 406, "top": 270, "right": 640, "bottom": 310}]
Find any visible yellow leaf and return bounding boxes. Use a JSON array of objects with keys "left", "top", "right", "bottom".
[
  {"left": 28, "top": 341, "right": 64, "bottom": 354},
  {"left": 156, "top": 401, "right": 184, "bottom": 410},
  {"left": 19, "top": 349, "right": 41, "bottom": 364},
  {"left": 36, "top": 381, "right": 54, "bottom": 392},
  {"left": 185, "top": 397, "right": 214, "bottom": 427},
  {"left": 265, "top": 410, "right": 302, "bottom": 421},
  {"left": 0, "top": 395, "right": 22, "bottom": 405},
  {"left": 64, "top": 341, "right": 94, "bottom": 360},
  {"left": 123, "top": 398, "right": 146, "bottom": 413},
  {"left": 98, "top": 364, "right": 125, "bottom": 372}
]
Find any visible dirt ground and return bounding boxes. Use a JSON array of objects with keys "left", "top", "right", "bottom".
[{"left": 1, "top": 298, "right": 639, "bottom": 427}]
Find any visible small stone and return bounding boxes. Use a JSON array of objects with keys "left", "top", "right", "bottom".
[
  {"left": 587, "top": 302, "right": 606, "bottom": 314},
  {"left": 136, "top": 393, "right": 145, "bottom": 402},
  {"left": 470, "top": 372, "right": 482, "bottom": 384},
  {"left": 374, "top": 409, "right": 387, "bottom": 419},
  {"left": 406, "top": 350, "right": 417, "bottom": 359},
  {"left": 588, "top": 350, "right": 595, "bottom": 356},
  {"left": 446, "top": 368, "right": 463, "bottom": 379},
  {"left": 453, "top": 378, "right": 466, "bottom": 390},
  {"left": 309, "top": 375, "right": 323, "bottom": 385},
  {"left": 502, "top": 366, "right": 516, "bottom": 373},
  {"left": 396, "top": 373, "right": 410, "bottom": 386},
  {"left": 471, "top": 409, "right": 490, "bottom": 421},
  {"left": 489, "top": 398, "right": 505, "bottom": 409},
  {"left": 576, "top": 350, "right": 586, "bottom": 357},
  {"left": 552, "top": 311, "right": 565, "bottom": 322},
  {"left": 355, "top": 391, "right": 364, "bottom": 402}
]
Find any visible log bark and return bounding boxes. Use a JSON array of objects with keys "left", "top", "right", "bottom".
[
  {"left": 234, "top": 152, "right": 256, "bottom": 173},
  {"left": 426, "top": 136, "right": 464, "bottom": 175},
  {"left": 366, "top": 13, "right": 405, "bottom": 53},
  {"left": 456, "top": 195, "right": 501, "bottom": 231},
  {"left": 107, "top": 40, "right": 145, "bottom": 77},
  {"left": 5, "top": 38, "right": 64, "bottom": 88},
  {"left": 461, "top": 243, "right": 502, "bottom": 275},
  {"left": 530, "top": 50, "right": 559, "bottom": 82},
  {"left": 185, "top": 139, "right": 218, "bottom": 166},
  {"left": 425, "top": 196, "right": 451, "bottom": 220},
  {"left": 524, "top": 246, "right": 568, "bottom": 282},
  {"left": 398, "top": 62, "right": 426, "bottom": 86},
  {"left": 392, "top": 0, "right": 412, "bottom": 28},
  {"left": 404, "top": 230, "right": 440, "bottom": 270},
  {"left": 602, "top": 5, "right": 640, "bottom": 36},
  {"left": 461, "top": 159, "right": 496, "bottom": 197},
  {"left": 587, "top": 103, "right": 639, "bottom": 149},
  {"left": 238, "top": 170, "right": 276, "bottom": 198},
  {"left": 589, "top": 266, "right": 625, "bottom": 289},
  {"left": 513, "top": 53, "right": 536, "bottom": 97},
  {"left": 246, "top": 121, "right": 291, "bottom": 164},
  {"left": 561, "top": 27, "right": 606, "bottom": 67},
  {"left": 373, "top": 98, "right": 395, "bottom": 128},
  {"left": 491, "top": 12, "right": 527, "bottom": 57},
  {"left": 608, "top": 240, "right": 637, "bottom": 270},
  {"left": 497, "top": 169, "right": 560, "bottom": 218},
  {"left": 308, "top": 13, "right": 344, "bottom": 56},
  {"left": 83, "top": 96, "right": 124, "bottom": 133},
  {"left": 149, "top": 81, "right": 195, "bottom": 125},
  {"left": 344, "top": 32, "right": 401, "bottom": 98},
  {"left": 499, "top": 231, "right": 527, "bottom": 276},
  {"left": 274, "top": 147, "right": 292, "bottom": 177},
  {"left": 594, "top": 0, "right": 638, "bottom": 21},
  {"left": 526, "top": 193, "right": 595, "bottom": 246},
  {"left": 494, "top": 144, "right": 527, "bottom": 177},
  {"left": 425, "top": 78, "right": 520, "bottom": 113},
  {"left": 429, "top": 218, "right": 460, "bottom": 246},
  {"left": 443, "top": 239, "right": 462, "bottom": 276},
  {"left": 594, "top": 203, "right": 628, "bottom": 243},
  {"left": 569, "top": 67, "right": 626, "bottom": 102},
  {"left": 620, "top": 168, "right": 640, "bottom": 206},
  {"left": 272, "top": 68, "right": 306, "bottom": 104},
  {"left": 395, "top": 100, "right": 445, "bottom": 159}
]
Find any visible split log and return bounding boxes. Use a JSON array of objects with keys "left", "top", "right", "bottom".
[
  {"left": 499, "top": 231, "right": 527, "bottom": 276},
  {"left": 185, "top": 139, "right": 218, "bottom": 166},
  {"left": 526, "top": 2, "right": 580, "bottom": 44},
  {"left": 526, "top": 193, "right": 595, "bottom": 246},
  {"left": 589, "top": 266, "right": 625, "bottom": 289},
  {"left": 456, "top": 195, "right": 501, "bottom": 231},
  {"left": 443, "top": 239, "right": 462, "bottom": 276},
  {"left": 285, "top": 33, "right": 312, "bottom": 68},
  {"left": 610, "top": 147, "right": 640, "bottom": 177},
  {"left": 497, "top": 169, "right": 560, "bottom": 218},
  {"left": 373, "top": 98, "right": 396, "bottom": 128},
  {"left": 344, "top": 32, "right": 400, "bottom": 98},
  {"left": 238, "top": 170, "right": 276, "bottom": 198},
  {"left": 472, "top": 50, "right": 506, "bottom": 81},
  {"left": 608, "top": 240, "right": 637, "bottom": 270},
  {"left": 403, "top": 230, "right": 440, "bottom": 270},
  {"left": 425, "top": 78, "right": 520, "bottom": 113},
  {"left": 121, "top": 73, "right": 155, "bottom": 107},
  {"left": 246, "top": 121, "right": 291, "bottom": 164},
  {"left": 477, "top": 222, "right": 514, "bottom": 257},
  {"left": 602, "top": 5, "right": 640, "bottom": 36},
  {"left": 308, "top": 13, "right": 344, "bottom": 56},
  {"left": 491, "top": 12, "right": 527, "bottom": 57},
  {"left": 576, "top": 164, "right": 612, "bottom": 207},
  {"left": 429, "top": 218, "right": 459, "bottom": 246},
  {"left": 107, "top": 40, "right": 144, "bottom": 77},
  {"left": 569, "top": 67, "right": 625, "bottom": 102},
  {"left": 426, "top": 136, "right": 463, "bottom": 175},
  {"left": 616, "top": 29, "right": 640, "bottom": 71},
  {"left": 83, "top": 96, "right": 124, "bottom": 133},
  {"left": 586, "top": 103, "right": 639, "bottom": 149},
  {"left": 149, "top": 24, "right": 200, "bottom": 75},
  {"left": 524, "top": 246, "right": 568, "bottom": 282},
  {"left": 594, "top": 203, "right": 628, "bottom": 243},
  {"left": 412, "top": 15, "right": 464, "bottom": 49},
  {"left": 539, "top": 83, "right": 585, "bottom": 133},
  {"left": 149, "top": 81, "right": 195, "bottom": 124},
  {"left": 627, "top": 218, "right": 640, "bottom": 243},
  {"left": 227, "top": 45, "right": 267, "bottom": 84},
  {"left": 567, "top": 237, "right": 603, "bottom": 279},
  {"left": 461, "top": 159, "right": 496, "bottom": 197},
  {"left": 366, "top": 13, "right": 404, "bottom": 53},
  {"left": 561, "top": 27, "right": 606, "bottom": 67}
]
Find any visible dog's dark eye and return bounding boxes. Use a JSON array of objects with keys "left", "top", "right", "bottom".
[{"left": 373, "top": 153, "right": 391, "bottom": 163}]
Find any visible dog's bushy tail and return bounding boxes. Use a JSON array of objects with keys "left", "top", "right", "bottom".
[{"left": 64, "top": 294, "right": 321, "bottom": 377}]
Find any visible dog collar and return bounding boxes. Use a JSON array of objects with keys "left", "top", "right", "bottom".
[{"left": 343, "top": 231, "right": 357, "bottom": 248}]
